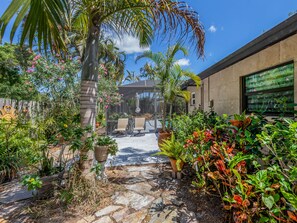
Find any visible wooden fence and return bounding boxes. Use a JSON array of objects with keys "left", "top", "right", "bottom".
[{"left": 0, "top": 98, "right": 43, "bottom": 118}]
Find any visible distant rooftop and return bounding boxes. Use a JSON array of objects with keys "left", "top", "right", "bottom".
[{"left": 119, "top": 80, "right": 160, "bottom": 97}]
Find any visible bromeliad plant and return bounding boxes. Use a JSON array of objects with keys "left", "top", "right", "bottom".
[{"left": 155, "top": 133, "right": 186, "bottom": 171}]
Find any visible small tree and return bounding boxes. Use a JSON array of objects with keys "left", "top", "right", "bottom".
[{"left": 137, "top": 44, "right": 201, "bottom": 132}]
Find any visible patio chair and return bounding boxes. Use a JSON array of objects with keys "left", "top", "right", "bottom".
[
  {"left": 113, "top": 118, "right": 129, "bottom": 136},
  {"left": 132, "top": 117, "right": 146, "bottom": 136}
]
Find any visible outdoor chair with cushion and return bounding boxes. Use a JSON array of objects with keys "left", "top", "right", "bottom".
[
  {"left": 132, "top": 117, "right": 146, "bottom": 136},
  {"left": 113, "top": 118, "right": 129, "bottom": 136}
]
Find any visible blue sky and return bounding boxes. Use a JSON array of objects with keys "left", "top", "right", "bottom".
[{"left": 1, "top": 0, "right": 296, "bottom": 77}]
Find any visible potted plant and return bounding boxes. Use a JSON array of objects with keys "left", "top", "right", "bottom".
[
  {"left": 95, "top": 136, "right": 118, "bottom": 162},
  {"left": 155, "top": 133, "right": 186, "bottom": 173}
]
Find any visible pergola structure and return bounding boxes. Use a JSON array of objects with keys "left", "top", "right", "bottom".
[{"left": 108, "top": 80, "right": 162, "bottom": 133}]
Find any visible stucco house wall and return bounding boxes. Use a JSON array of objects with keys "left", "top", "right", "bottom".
[{"left": 188, "top": 32, "right": 297, "bottom": 115}]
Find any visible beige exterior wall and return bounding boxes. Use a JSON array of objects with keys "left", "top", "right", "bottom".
[{"left": 187, "top": 34, "right": 297, "bottom": 115}]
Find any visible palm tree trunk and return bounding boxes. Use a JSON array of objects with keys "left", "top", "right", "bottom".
[
  {"left": 79, "top": 17, "right": 100, "bottom": 179},
  {"left": 169, "top": 103, "right": 173, "bottom": 120},
  {"left": 162, "top": 101, "right": 167, "bottom": 132}
]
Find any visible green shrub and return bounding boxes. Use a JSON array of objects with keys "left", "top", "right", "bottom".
[
  {"left": 0, "top": 119, "right": 35, "bottom": 182},
  {"left": 172, "top": 111, "right": 297, "bottom": 222}
]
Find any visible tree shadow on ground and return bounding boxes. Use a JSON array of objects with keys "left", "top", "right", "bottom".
[{"left": 154, "top": 164, "right": 227, "bottom": 223}]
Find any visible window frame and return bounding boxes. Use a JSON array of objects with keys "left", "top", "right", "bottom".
[
  {"left": 191, "top": 92, "right": 196, "bottom": 106},
  {"left": 241, "top": 61, "right": 294, "bottom": 116}
]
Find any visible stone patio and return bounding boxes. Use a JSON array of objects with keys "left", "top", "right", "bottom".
[{"left": 106, "top": 133, "right": 168, "bottom": 167}]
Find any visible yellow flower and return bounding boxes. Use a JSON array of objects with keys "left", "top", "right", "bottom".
[{"left": 64, "top": 124, "right": 68, "bottom": 128}]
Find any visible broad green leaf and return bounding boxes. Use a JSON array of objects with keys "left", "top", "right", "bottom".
[
  {"left": 262, "top": 194, "right": 274, "bottom": 210},
  {"left": 281, "top": 187, "right": 297, "bottom": 210}
]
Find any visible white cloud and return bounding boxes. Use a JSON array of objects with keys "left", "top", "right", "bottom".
[
  {"left": 209, "top": 25, "right": 217, "bottom": 33},
  {"left": 113, "top": 34, "right": 150, "bottom": 54},
  {"left": 175, "top": 58, "right": 190, "bottom": 66}
]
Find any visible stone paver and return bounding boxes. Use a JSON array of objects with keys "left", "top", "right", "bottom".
[
  {"left": 121, "top": 209, "right": 147, "bottom": 223},
  {"left": 113, "top": 191, "right": 155, "bottom": 210},
  {"left": 94, "top": 205, "right": 122, "bottom": 218},
  {"left": 112, "top": 207, "right": 130, "bottom": 222},
  {"left": 93, "top": 216, "right": 113, "bottom": 223},
  {"left": 148, "top": 207, "right": 178, "bottom": 223}
]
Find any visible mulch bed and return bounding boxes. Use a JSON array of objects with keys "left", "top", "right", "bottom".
[{"left": 156, "top": 164, "right": 227, "bottom": 223}]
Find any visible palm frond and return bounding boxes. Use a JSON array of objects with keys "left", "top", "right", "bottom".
[{"left": 0, "top": 0, "right": 68, "bottom": 53}]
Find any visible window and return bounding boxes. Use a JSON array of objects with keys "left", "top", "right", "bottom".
[
  {"left": 242, "top": 62, "right": 294, "bottom": 115},
  {"left": 191, "top": 92, "right": 196, "bottom": 106}
]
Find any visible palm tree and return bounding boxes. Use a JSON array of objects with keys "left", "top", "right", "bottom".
[
  {"left": 136, "top": 43, "right": 200, "bottom": 132},
  {"left": 0, "top": 0, "right": 205, "bottom": 179},
  {"left": 98, "top": 39, "right": 126, "bottom": 83},
  {"left": 123, "top": 71, "right": 140, "bottom": 84},
  {"left": 165, "top": 64, "right": 200, "bottom": 119}
]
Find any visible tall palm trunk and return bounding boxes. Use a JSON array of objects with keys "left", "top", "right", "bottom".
[
  {"left": 162, "top": 101, "right": 167, "bottom": 132},
  {"left": 79, "top": 17, "right": 100, "bottom": 179},
  {"left": 169, "top": 103, "right": 173, "bottom": 121}
]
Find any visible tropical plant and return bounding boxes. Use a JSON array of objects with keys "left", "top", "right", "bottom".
[
  {"left": 166, "top": 64, "right": 200, "bottom": 119},
  {"left": 0, "top": 119, "right": 35, "bottom": 183},
  {"left": 123, "top": 70, "right": 140, "bottom": 84},
  {"left": 136, "top": 44, "right": 201, "bottom": 131},
  {"left": 0, "top": 44, "right": 37, "bottom": 100},
  {"left": 155, "top": 133, "right": 186, "bottom": 171},
  {"left": 21, "top": 175, "right": 43, "bottom": 192},
  {"left": 98, "top": 39, "right": 126, "bottom": 84},
  {"left": 0, "top": 0, "right": 205, "bottom": 179},
  {"left": 28, "top": 53, "right": 81, "bottom": 104},
  {"left": 174, "top": 111, "right": 297, "bottom": 222},
  {"left": 98, "top": 66, "right": 122, "bottom": 112},
  {"left": 96, "top": 136, "right": 118, "bottom": 156}
]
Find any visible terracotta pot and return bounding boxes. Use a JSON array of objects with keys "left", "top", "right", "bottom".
[
  {"left": 94, "top": 145, "right": 109, "bottom": 162},
  {"left": 169, "top": 158, "right": 184, "bottom": 172},
  {"left": 158, "top": 131, "right": 171, "bottom": 147}
]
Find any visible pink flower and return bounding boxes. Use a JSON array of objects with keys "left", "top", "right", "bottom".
[
  {"left": 105, "top": 105, "right": 109, "bottom": 109},
  {"left": 33, "top": 55, "right": 41, "bottom": 61}
]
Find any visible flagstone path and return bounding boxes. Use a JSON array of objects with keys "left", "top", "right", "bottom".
[{"left": 75, "top": 164, "right": 224, "bottom": 223}]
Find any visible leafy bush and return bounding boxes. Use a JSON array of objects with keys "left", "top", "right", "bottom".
[
  {"left": 0, "top": 119, "right": 35, "bottom": 182},
  {"left": 172, "top": 112, "right": 297, "bottom": 222},
  {"left": 21, "top": 175, "right": 42, "bottom": 191}
]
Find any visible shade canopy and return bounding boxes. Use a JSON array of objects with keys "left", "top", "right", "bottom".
[{"left": 119, "top": 80, "right": 160, "bottom": 98}]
